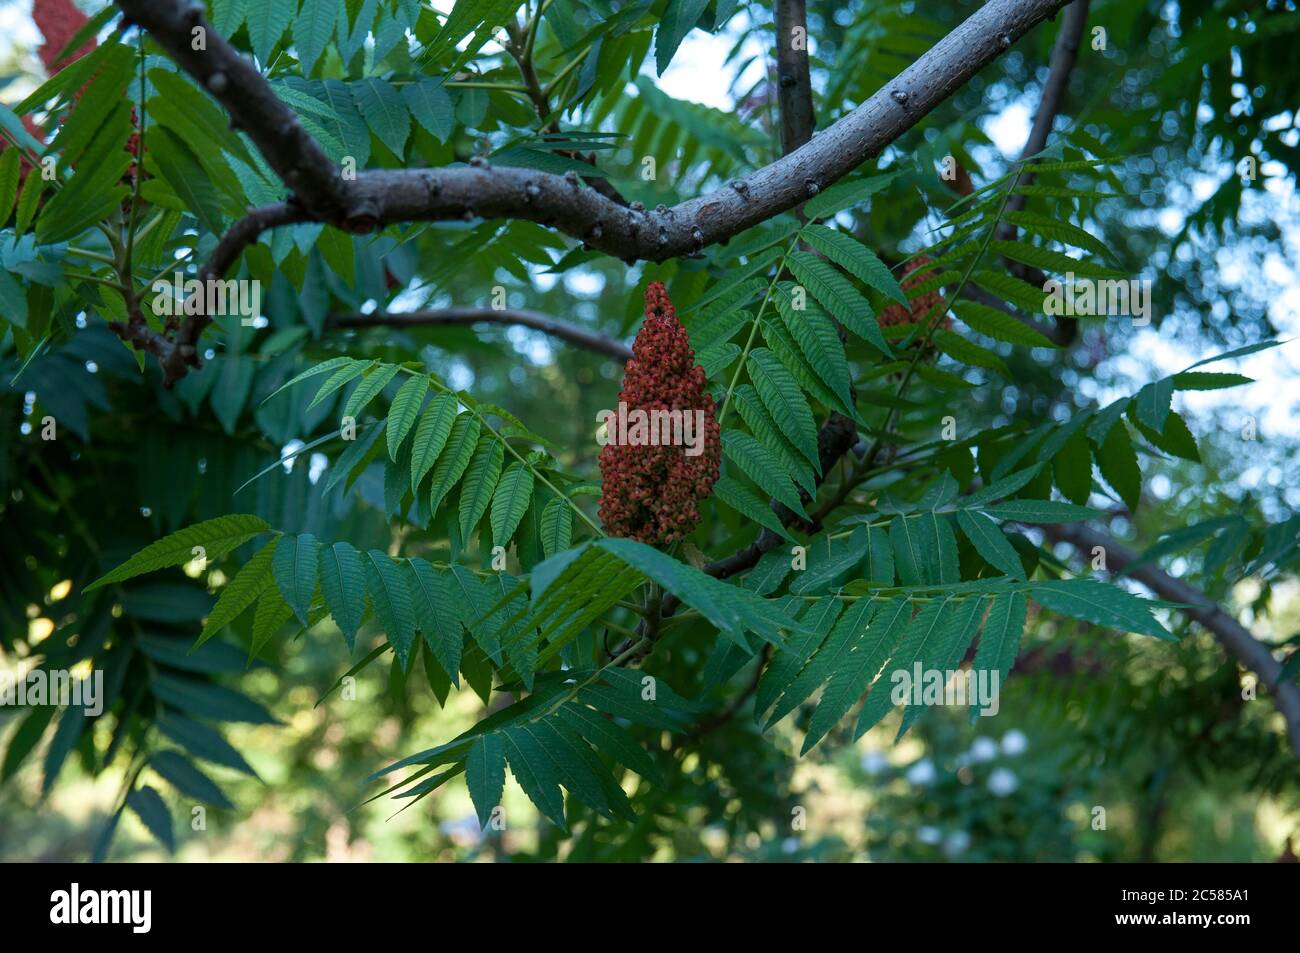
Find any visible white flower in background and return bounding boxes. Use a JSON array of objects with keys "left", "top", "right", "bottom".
[
  {"left": 439, "top": 814, "right": 484, "bottom": 845},
  {"left": 917, "top": 825, "right": 942, "bottom": 845},
  {"left": 1001, "top": 729, "right": 1029, "bottom": 756},
  {"left": 781, "top": 837, "right": 800, "bottom": 854},
  {"left": 943, "top": 830, "right": 972, "bottom": 858},
  {"left": 988, "top": 767, "right": 1019, "bottom": 797},
  {"left": 969, "top": 736, "right": 999, "bottom": 763},
  {"left": 860, "top": 750, "right": 889, "bottom": 775},
  {"left": 905, "top": 758, "right": 937, "bottom": 785}
]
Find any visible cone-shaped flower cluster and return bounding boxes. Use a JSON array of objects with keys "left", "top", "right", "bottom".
[
  {"left": 598, "top": 282, "right": 721, "bottom": 546},
  {"left": 19, "top": 1, "right": 141, "bottom": 188},
  {"left": 34, "top": 0, "right": 97, "bottom": 72},
  {"left": 877, "top": 254, "right": 952, "bottom": 331},
  {"left": 1, "top": 1, "right": 88, "bottom": 183}
]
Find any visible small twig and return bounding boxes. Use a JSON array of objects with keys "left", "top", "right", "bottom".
[
  {"left": 331, "top": 308, "right": 631, "bottom": 361},
  {"left": 690, "top": 644, "right": 772, "bottom": 739},
  {"left": 1042, "top": 521, "right": 1300, "bottom": 760}
]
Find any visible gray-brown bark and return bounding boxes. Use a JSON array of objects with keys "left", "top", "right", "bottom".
[
  {"left": 116, "top": 0, "right": 1074, "bottom": 262},
  {"left": 331, "top": 308, "right": 633, "bottom": 361},
  {"left": 111, "top": 0, "right": 1074, "bottom": 382},
  {"left": 775, "top": 0, "right": 816, "bottom": 155}
]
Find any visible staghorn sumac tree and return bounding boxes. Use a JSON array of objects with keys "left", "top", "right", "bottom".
[{"left": 2, "top": 0, "right": 1299, "bottom": 862}]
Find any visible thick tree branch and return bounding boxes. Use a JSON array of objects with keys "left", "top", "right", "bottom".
[
  {"left": 330, "top": 308, "right": 633, "bottom": 361},
  {"left": 120, "top": 0, "right": 1073, "bottom": 265},
  {"left": 114, "top": 0, "right": 1071, "bottom": 386},
  {"left": 775, "top": 0, "right": 815, "bottom": 155},
  {"left": 1042, "top": 521, "right": 1300, "bottom": 759},
  {"left": 647, "top": 0, "right": 1077, "bottom": 629},
  {"left": 360, "top": 0, "right": 1072, "bottom": 259},
  {"left": 116, "top": 2, "right": 349, "bottom": 224}
]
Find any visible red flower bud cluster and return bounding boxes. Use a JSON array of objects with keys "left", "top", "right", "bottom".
[
  {"left": 34, "top": 0, "right": 97, "bottom": 73},
  {"left": 877, "top": 254, "right": 952, "bottom": 332},
  {"left": 598, "top": 282, "right": 721, "bottom": 546},
  {"left": 24, "top": 1, "right": 142, "bottom": 199},
  {"left": 0, "top": 1, "right": 88, "bottom": 184}
]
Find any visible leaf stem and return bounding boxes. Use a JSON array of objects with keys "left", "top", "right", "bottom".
[
  {"left": 394, "top": 366, "right": 604, "bottom": 536},
  {"left": 717, "top": 234, "right": 800, "bottom": 427},
  {"left": 534, "top": 636, "right": 649, "bottom": 721},
  {"left": 66, "top": 246, "right": 118, "bottom": 266},
  {"left": 829, "top": 165, "right": 1028, "bottom": 515}
]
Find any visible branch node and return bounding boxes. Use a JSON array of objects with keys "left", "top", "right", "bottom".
[
  {"left": 729, "top": 179, "right": 750, "bottom": 199},
  {"left": 469, "top": 155, "right": 489, "bottom": 169},
  {"left": 804, "top": 178, "right": 820, "bottom": 196},
  {"left": 207, "top": 71, "right": 229, "bottom": 94},
  {"left": 890, "top": 88, "right": 910, "bottom": 105},
  {"left": 524, "top": 181, "right": 540, "bottom": 201},
  {"left": 564, "top": 170, "right": 580, "bottom": 186}
]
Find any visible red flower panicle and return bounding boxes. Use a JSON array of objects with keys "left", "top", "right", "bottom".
[
  {"left": 34, "top": 0, "right": 97, "bottom": 73},
  {"left": 877, "top": 254, "right": 952, "bottom": 332},
  {"left": 26, "top": 1, "right": 142, "bottom": 193},
  {"left": 0, "top": 1, "right": 93, "bottom": 180},
  {"left": 598, "top": 282, "right": 721, "bottom": 546}
]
